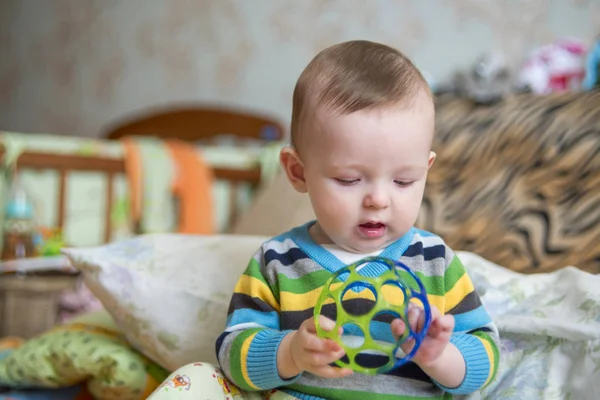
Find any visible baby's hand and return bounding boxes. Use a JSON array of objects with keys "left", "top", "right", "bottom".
[
  {"left": 279, "top": 316, "right": 353, "bottom": 379},
  {"left": 392, "top": 304, "right": 454, "bottom": 368}
]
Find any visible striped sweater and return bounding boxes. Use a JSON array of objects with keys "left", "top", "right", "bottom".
[{"left": 216, "top": 222, "right": 500, "bottom": 399}]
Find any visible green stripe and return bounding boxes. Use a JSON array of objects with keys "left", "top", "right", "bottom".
[
  {"left": 244, "top": 258, "right": 269, "bottom": 286},
  {"left": 444, "top": 256, "right": 466, "bottom": 291},
  {"left": 472, "top": 331, "right": 500, "bottom": 386},
  {"left": 277, "top": 270, "right": 331, "bottom": 293},
  {"left": 396, "top": 270, "right": 444, "bottom": 296},
  {"left": 287, "top": 384, "right": 447, "bottom": 400},
  {"left": 244, "top": 258, "right": 280, "bottom": 301},
  {"left": 278, "top": 269, "right": 446, "bottom": 296},
  {"left": 244, "top": 258, "right": 269, "bottom": 284},
  {"left": 229, "top": 328, "right": 263, "bottom": 390}
]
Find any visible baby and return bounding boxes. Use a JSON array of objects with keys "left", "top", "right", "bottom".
[{"left": 216, "top": 40, "right": 500, "bottom": 399}]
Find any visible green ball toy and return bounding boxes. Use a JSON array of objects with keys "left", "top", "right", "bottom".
[{"left": 313, "top": 256, "right": 432, "bottom": 375}]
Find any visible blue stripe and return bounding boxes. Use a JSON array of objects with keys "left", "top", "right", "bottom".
[
  {"left": 437, "top": 334, "right": 491, "bottom": 394},
  {"left": 403, "top": 242, "right": 446, "bottom": 260},
  {"left": 215, "top": 331, "right": 230, "bottom": 358},
  {"left": 246, "top": 330, "right": 300, "bottom": 389},
  {"left": 226, "top": 309, "right": 280, "bottom": 330},
  {"left": 453, "top": 306, "right": 492, "bottom": 333},
  {"left": 264, "top": 247, "right": 309, "bottom": 267},
  {"left": 403, "top": 241, "right": 423, "bottom": 257}
]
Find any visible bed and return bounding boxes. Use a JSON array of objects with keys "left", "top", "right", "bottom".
[{"left": 1, "top": 95, "right": 599, "bottom": 400}]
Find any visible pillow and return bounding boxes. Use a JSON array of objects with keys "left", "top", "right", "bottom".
[
  {"left": 62, "top": 233, "right": 268, "bottom": 371},
  {"left": 0, "top": 310, "right": 168, "bottom": 400}
]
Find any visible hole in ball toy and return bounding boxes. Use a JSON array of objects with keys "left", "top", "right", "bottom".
[
  {"left": 355, "top": 349, "right": 390, "bottom": 369},
  {"left": 394, "top": 268, "right": 421, "bottom": 294},
  {"left": 369, "top": 311, "right": 405, "bottom": 347},
  {"left": 381, "top": 281, "right": 408, "bottom": 308},
  {"left": 335, "top": 270, "right": 350, "bottom": 283},
  {"left": 355, "top": 259, "right": 390, "bottom": 278},
  {"left": 317, "top": 295, "right": 337, "bottom": 323},
  {"left": 341, "top": 281, "right": 377, "bottom": 316},
  {"left": 340, "top": 323, "right": 365, "bottom": 349}
]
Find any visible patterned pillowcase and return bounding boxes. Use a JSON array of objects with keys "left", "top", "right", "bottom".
[{"left": 62, "top": 233, "right": 268, "bottom": 371}]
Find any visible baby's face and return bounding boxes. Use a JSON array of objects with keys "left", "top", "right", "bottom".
[{"left": 302, "top": 95, "right": 435, "bottom": 253}]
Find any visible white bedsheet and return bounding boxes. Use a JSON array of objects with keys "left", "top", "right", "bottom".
[{"left": 458, "top": 251, "right": 600, "bottom": 400}]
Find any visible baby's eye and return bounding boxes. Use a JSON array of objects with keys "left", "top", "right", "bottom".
[
  {"left": 394, "top": 180, "right": 414, "bottom": 187},
  {"left": 334, "top": 178, "right": 359, "bottom": 186}
]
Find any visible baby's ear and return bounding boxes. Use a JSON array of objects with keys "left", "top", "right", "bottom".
[
  {"left": 428, "top": 151, "right": 436, "bottom": 169},
  {"left": 280, "top": 147, "right": 308, "bottom": 193}
]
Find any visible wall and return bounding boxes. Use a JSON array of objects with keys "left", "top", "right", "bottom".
[{"left": 0, "top": 0, "right": 597, "bottom": 137}]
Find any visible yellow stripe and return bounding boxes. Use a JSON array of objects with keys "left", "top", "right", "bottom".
[
  {"left": 234, "top": 275, "right": 280, "bottom": 312},
  {"left": 280, "top": 283, "right": 444, "bottom": 314},
  {"left": 475, "top": 335, "right": 495, "bottom": 386},
  {"left": 280, "top": 284, "right": 336, "bottom": 312},
  {"left": 410, "top": 295, "right": 444, "bottom": 315},
  {"left": 444, "top": 273, "right": 475, "bottom": 313},
  {"left": 240, "top": 332, "right": 260, "bottom": 390}
]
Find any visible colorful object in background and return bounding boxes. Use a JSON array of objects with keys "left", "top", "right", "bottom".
[
  {"left": 1, "top": 174, "right": 38, "bottom": 261},
  {"left": 451, "top": 52, "right": 515, "bottom": 104},
  {"left": 36, "top": 227, "right": 65, "bottom": 257},
  {"left": 582, "top": 35, "right": 600, "bottom": 90},
  {"left": 518, "top": 38, "right": 588, "bottom": 94}
]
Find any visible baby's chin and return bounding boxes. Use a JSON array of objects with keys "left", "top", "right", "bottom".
[{"left": 335, "top": 240, "right": 388, "bottom": 255}]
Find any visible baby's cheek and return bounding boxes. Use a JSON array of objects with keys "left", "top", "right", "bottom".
[{"left": 317, "top": 198, "right": 353, "bottom": 230}]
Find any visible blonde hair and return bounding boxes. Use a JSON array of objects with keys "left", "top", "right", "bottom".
[{"left": 290, "top": 40, "right": 431, "bottom": 151}]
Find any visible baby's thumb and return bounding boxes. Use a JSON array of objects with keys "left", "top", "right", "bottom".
[
  {"left": 316, "top": 315, "right": 336, "bottom": 332},
  {"left": 304, "top": 316, "right": 335, "bottom": 333}
]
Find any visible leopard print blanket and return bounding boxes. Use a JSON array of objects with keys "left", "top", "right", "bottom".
[{"left": 418, "top": 90, "right": 600, "bottom": 274}]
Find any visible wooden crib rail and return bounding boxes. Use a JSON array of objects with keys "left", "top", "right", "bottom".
[{"left": 1, "top": 150, "right": 261, "bottom": 243}]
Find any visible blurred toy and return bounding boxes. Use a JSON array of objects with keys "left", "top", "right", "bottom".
[
  {"left": 36, "top": 227, "right": 65, "bottom": 257},
  {"left": 449, "top": 53, "right": 515, "bottom": 104},
  {"left": 582, "top": 35, "right": 600, "bottom": 90},
  {"left": 518, "top": 38, "right": 588, "bottom": 94},
  {"left": 1, "top": 174, "right": 38, "bottom": 260}
]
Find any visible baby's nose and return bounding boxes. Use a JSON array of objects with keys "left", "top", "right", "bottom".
[{"left": 363, "top": 189, "right": 390, "bottom": 209}]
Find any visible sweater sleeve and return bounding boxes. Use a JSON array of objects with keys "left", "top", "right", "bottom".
[
  {"left": 434, "top": 247, "right": 500, "bottom": 395},
  {"left": 215, "top": 248, "right": 301, "bottom": 391}
]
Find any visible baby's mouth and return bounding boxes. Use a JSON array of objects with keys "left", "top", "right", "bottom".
[{"left": 357, "top": 222, "right": 386, "bottom": 238}]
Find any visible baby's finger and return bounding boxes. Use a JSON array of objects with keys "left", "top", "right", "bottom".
[
  {"left": 306, "top": 315, "right": 337, "bottom": 334},
  {"left": 305, "top": 348, "right": 346, "bottom": 367},
  {"left": 408, "top": 307, "right": 422, "bottom": 332},
  {"left": 427, "top": 311, "right": 454, "bottom": 337},
  {"left": 302, "top": 333, "right": 341, "bottom": 353},
  {"left": 391, "top": 319, "right": 407, "bottom": 340},
  {"left": 426, "top": 316, "right": 443, "bottom": 337},
  {"left": 437, "top": 314, "right": 454, "bottom": 333}
]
